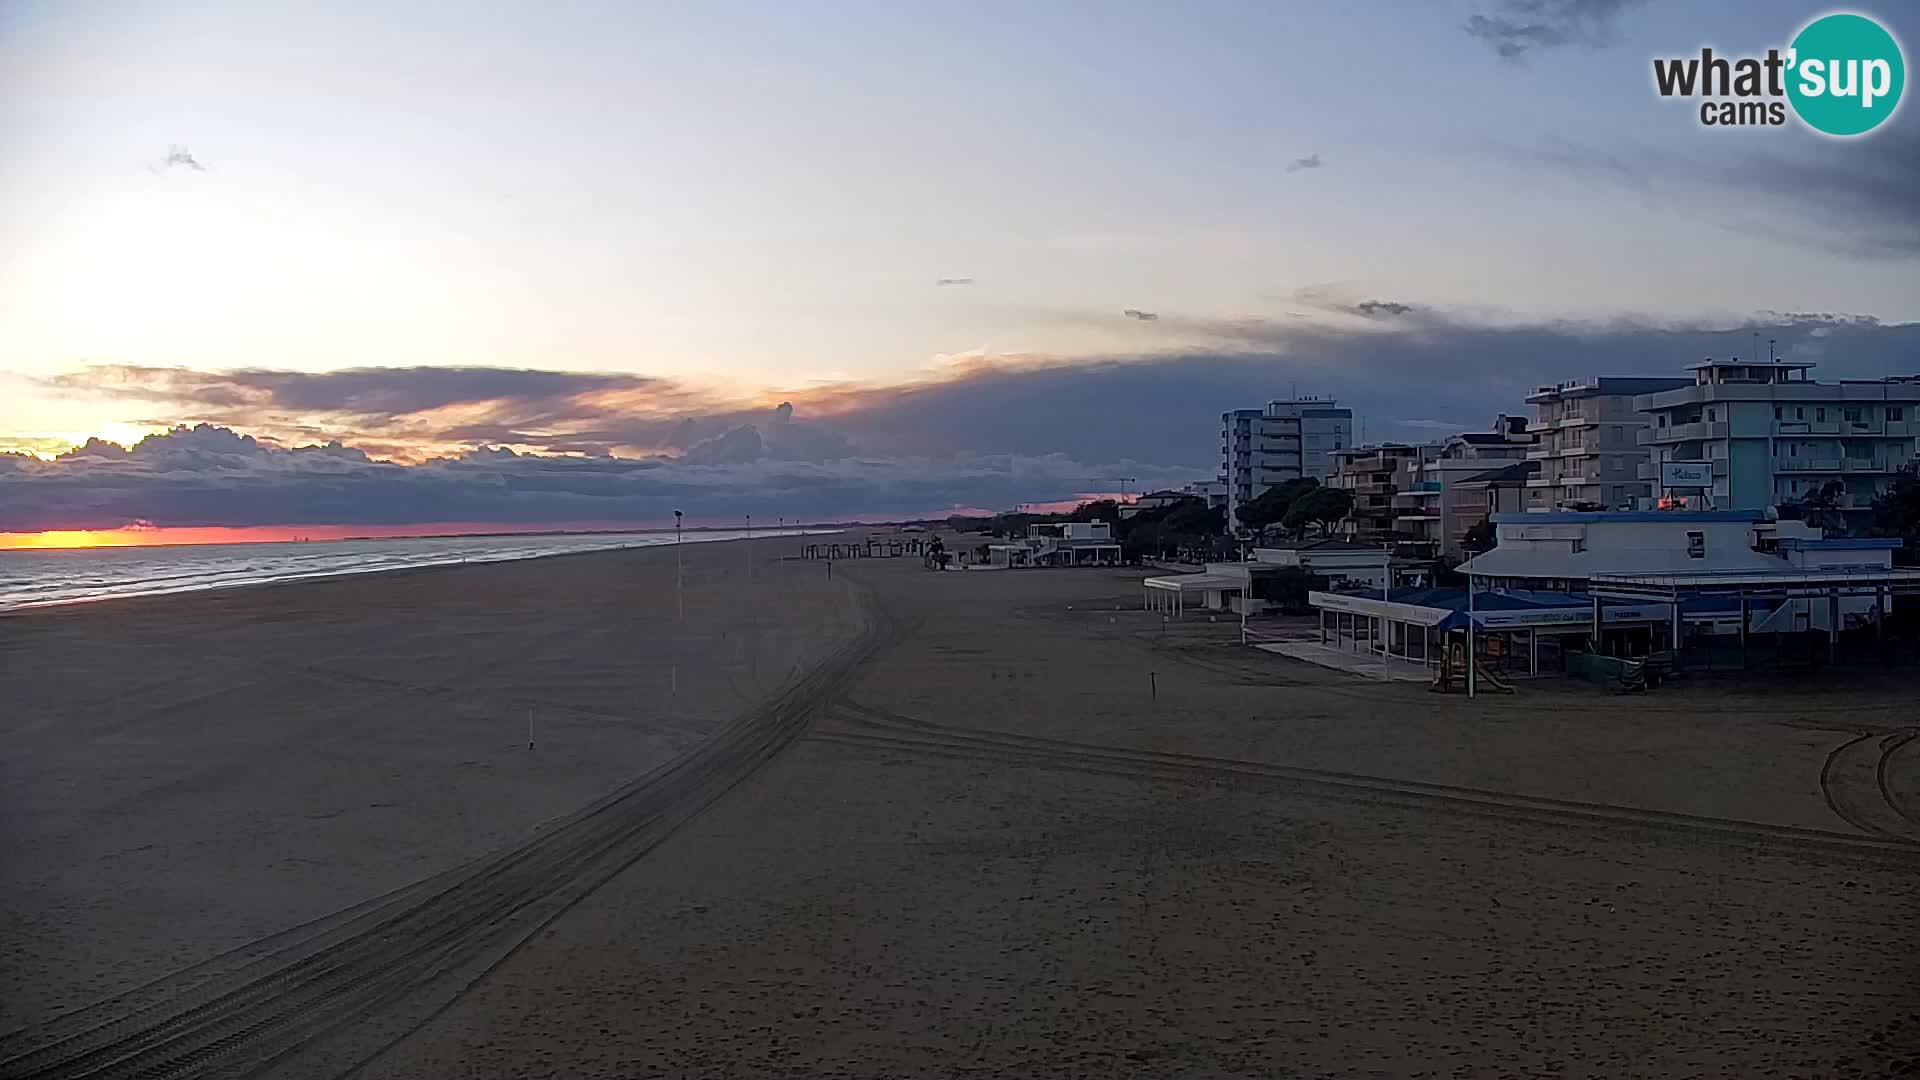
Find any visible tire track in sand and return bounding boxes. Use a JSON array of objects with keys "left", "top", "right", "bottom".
[
  {"left": 0, "top": 580, "right": 885, "bottom": 1080},
  {"left": 1820, "top": 729, "right": 1920, "bottom": 841},
  {"left": 810, "top": 700, "right": 1920, "bottom": 864}
]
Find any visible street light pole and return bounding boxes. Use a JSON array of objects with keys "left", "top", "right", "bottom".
[
  {"left": 1467, "top": 572, "right": 1476, "bottom": 699},
  {"left": 745, "top": 512, "right": 752, "bottom": 580},
  {"left": 674, "top": 509, "right": 684, "bottom": 621}
]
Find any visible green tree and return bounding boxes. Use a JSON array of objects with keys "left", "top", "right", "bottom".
[
  {"left": 1235, "top": 477, "right": 1319, "bottom": 535},
  {"left": 1253, "top": 567, "right": 1328, "bottom": 615},
  {"left": 1284, "top": 487, "right": 1355, "bottom": 535},
  {"left": 1161, "top": 501, "right": 1226, "bottom": 537},
  {"left": 1784, "top": 480, "right": 1849, "bottom": 534},
  {"left": 1461, "top": 515, "right": 1495, "bottom": 552},
  {"left": 1069, "top": 499, "right": 1122, "bottom": 525}
]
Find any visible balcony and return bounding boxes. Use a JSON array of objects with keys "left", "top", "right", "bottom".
[
  {"left": 1775, "top": 458, "right": 1843, "bottom": 472},
  {"left": 1640, "top": 420, "right": 1727, "bottom": 445}
]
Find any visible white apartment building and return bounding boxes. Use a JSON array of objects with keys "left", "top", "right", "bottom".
[
  {"left": 1220, "top": 397, "right": 1353, "bottom": 531},
  {"left": 1635, "top": 360, "right": 1920, "bottom": 517},
  {"left": 1523, "top": 376, "right": 1690, "bottom": 510}
]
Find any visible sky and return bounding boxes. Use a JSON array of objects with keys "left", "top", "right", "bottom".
[{"left": 2, "top": 0, "right": 1916, "bottom": 539}]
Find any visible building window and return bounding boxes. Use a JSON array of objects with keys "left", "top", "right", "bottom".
[
  {"left": 1789, "top": 443, "right": 1797, "bottom": 457},
  {"left": 1796, "top": 407, "right": 1804, "bottom": 420},
  {"left": 1687, "top": 531, "right": 1705, "bottom": 559},
  {"left": 1707, "top": 407, "right": 1717, "bottom": 421},
  {"left": 1774, "top": 406, "right": 1783, "bottom": 420},
  {"left": 1657, "top": 414, "right": 1667, "bottom": 428},
  {"left": 1893, "top": 407, "right": 1907, "bottom": 421},
  {"left": 1816, "top": 407, "right": 1826, "bottom": 421}
]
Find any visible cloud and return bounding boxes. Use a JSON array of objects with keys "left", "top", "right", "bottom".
[
  {"left": 0, "top": 425, "right": 1194, "bottom": 532},
  {"left": 1464, "top": 0, "right": 1644, "bottom": 60},
  {"left": 1495, "top": 127, "right": 1920, "bottom": 259},
  {"left": 41, "top": 364, "right": 719, "bottom": 461},
  {"left": 1352, "top": 300, "right": 1416, "bottom": 319},
  {"left": 1285, "top": 153, "right": 1323, "bottom": 174},
  {"left": 18, "top": 305, "right": 1919, "bottom": 531},
  {"left": 935, "top": 277, "right": 974, "bottom": 286},
  {"left": 1123, "top": 309, "right": 1159, "bottom": 321},
  {"left": 151, "top": 144, "right": 206, "bottom": 173}
]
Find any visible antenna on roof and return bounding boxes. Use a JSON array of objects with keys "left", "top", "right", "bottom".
[{"left": 1769, "top": 338, "right": 1776, "bottom": 363}]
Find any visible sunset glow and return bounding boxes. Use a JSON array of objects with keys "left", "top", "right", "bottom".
[{"left": 0, "top": 522, "right": 658, "bottom": 551}]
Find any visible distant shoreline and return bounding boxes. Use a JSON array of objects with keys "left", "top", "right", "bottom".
[
  {"left": 0, "top": 522, "right": 907, "bottom": 554},
  {"left": 0, "top": 528, "right": 846, "bottom": 613}
]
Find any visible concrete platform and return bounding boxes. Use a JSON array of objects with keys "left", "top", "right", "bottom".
[{"left": 1254, "top": 641, "right": 1433, "bottom": 682}]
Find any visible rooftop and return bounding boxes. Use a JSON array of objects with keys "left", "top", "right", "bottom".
[
  {"left": 1686, "top": 358, "right": 1816, "bottom": 370},
  {"left": 1489, "top": 510, "right": 1764, "bottom": 524},
  {"left": 1525, "top": 376, "right": 1693, "bottom": 402},
  {"left": 1453, "top": 461, "right": 1538, "bottom": 485}
]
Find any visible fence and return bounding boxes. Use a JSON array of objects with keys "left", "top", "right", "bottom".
[{"left": 797, "top": 538, "right": 932, "bottom": 560}]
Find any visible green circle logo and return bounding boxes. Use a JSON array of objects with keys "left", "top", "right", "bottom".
[{"left": 1786, "top": 13, "right": 1905, "bottom": 136}]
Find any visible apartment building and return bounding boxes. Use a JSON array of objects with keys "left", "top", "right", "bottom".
[
  {"left": 1220, "top": 397, "right": 1352, "bottom": 531},
  {"left": 1635, "top": 360, "right": 1920, "bottom": 518},
  {"left": 1523, "top": 376, "right": 1690, "bottom": 510},
  {"left": 1391, "top": 417, "right": 1536, "bottom": 555},
  {"left": 1329, "top": 442, "right": 1435, "bottom": 540}
]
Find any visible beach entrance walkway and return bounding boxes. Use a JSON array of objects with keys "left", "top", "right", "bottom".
[{"left": 1252, "top": 640, "right": 1432, "bottom": 681}]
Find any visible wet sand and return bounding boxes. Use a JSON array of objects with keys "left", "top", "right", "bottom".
[{"left": 4, "top": 540, "right": 1918, "bottom": 1077}]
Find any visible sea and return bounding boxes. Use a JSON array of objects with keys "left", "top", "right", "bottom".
[{"left": 0, "top": 529, "right": 821, "bottom": 611}]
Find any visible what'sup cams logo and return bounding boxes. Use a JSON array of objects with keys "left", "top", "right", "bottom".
[{"left": 1652, "top": 12, "right": 1905, "bottom": 136}]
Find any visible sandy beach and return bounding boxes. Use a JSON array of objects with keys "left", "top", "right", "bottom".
[{"left": 3, "top": 534, "right": 1918, "bottom": 1078}]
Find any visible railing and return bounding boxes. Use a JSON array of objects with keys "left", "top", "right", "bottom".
[
  {"left": 1776, "top": 458, "right": 1843, "bottom": 472},
  {"left": 1639, "top": 420, "right": 1726, "bottom": 444}
]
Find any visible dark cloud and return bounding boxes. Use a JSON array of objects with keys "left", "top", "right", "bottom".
[
  {"left": 0, "top": 426, "right": 1187, "bottom": 532},
  {"left": 679, "top": 426, "right": 766, "bottom": 466},
  {"left": 935, "top": 277, "right": 974, "bottom": 286},
  {"left": 1497, "top": 126, "right": 1920, "bottom": 259},
  {"left": 1352, "top": 300, "right": 1416, "bottom": 319},
  {"left": 46, "top": 364, "right": 680, "bottom": 418},
  {"left": 19, "top": 307, "right": 1919, "bottom": 531},
  {"left": 1284, "top": 153, "right": 1323, "bottom": 174},
  {"left": 1465, "top": 0, "right": 1644, "bottom": 61},
  {"left": 1123, "top": 309, "right": 1159, "bottom": 321}
]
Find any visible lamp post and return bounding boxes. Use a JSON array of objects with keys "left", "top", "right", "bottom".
[
  {"left": 1467, "top": 571, "right": 1476, "bottom": 699},
  {"left": 745, "top": 512, "right": 752, "bottom": 580},
  {"left": 673, "top": 509, "right": 684, "bottom": 621}
]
